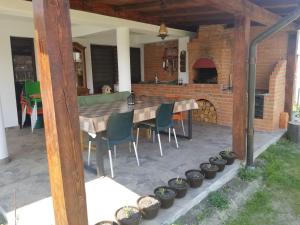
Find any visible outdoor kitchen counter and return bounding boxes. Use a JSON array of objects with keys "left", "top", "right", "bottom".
[{"left": 132, "top": 83, "right": 227, "bottom": 98}]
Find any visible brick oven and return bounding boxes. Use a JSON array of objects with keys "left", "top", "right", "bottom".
[{"left": 193, "top": 58, "right": 218, "bottom": 84}]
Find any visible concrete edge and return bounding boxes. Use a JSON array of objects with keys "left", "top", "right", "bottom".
[
  {"left": 163, "top": 131, "right": 286, "bottom": 225},
  {"left": 254, "top": 131, "right": 286, "bottom": 160},
  {"left": 162, "top": 163, "right": 240, "bottom": 225}
]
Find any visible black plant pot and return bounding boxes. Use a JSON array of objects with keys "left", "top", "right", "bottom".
[
  {"left": 137, "top": 195, "right": 160, "bottom": 220},
  {"left": 219, "top": 151, "right": 236, "bottom": 165},
  {"left": 115, "top": 206, "right": 141, "bottom": 225},
  {"left": 209, "top": 157, "right": 227, "bottom": 172},
  {"left": 200, "top": 163, "right": 219, "bottom": 179},
  {"left": 185, "top": 170, "right": 204, "bottom": 188},
  {"left": 154, "top": 186, "right": 176, "bottom": 209},
  {"left": 168, "top": 178, "right": 189, "bottom": 198},
  {"left": 95, "top": 221, "right": 118, "bottom": 225},
  {"left": 287, "top": 121, "right": 300, "bottom": 144}
]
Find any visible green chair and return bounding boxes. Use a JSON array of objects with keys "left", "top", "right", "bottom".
[
  {"left": 136, "top": 102, "right": 179, "bottom": 157},
  {"left": 88, "top": 110, "right": 139, "bottom": 178},
  {"left": 20, "top": 80, "right": 43, "bottom": 130}
]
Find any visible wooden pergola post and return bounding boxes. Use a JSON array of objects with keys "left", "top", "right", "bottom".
[
  {"left": 32, "top": 0, "right": 88, "bottom": 224},
  {"left": 285, "top": 32, "right": 298, "bottom": 116},
  {"left": 232, "top": 16, "right": 250, "bottom": 159}
]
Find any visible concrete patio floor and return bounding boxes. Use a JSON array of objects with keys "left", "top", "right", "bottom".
[{"left": 0, "top": 122, "right": 285, "bottom": 225}]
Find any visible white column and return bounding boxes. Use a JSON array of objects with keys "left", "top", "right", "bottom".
[
  {"left": 117, "top": 27, "right": 131, "bottom": 92},
  {"left": 0, "top": 98, "right": 9, "bottom": 164}
]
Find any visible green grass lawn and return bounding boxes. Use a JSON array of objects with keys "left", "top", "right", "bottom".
[{"left": 226, "top": 139, "right": 300, "bottom": 225}]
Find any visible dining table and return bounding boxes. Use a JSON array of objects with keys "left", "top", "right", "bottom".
[{"left": 79, "top": 95, "right": 199, "bottom": 177}]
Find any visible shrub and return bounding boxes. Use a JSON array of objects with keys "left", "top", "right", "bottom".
[
  {"left": 238, "top": 167, "right": 260, "bottom": 181},
  {"left": 208, "top": 191, "right": 229, "bottom": 209}
]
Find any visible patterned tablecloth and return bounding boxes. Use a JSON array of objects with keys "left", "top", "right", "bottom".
[{"left": 79, "top": 96, "right": 199, "bottom": 134}]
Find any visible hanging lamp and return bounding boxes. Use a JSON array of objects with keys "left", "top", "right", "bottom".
[
  {"left": 158, "top": 23, "right": 168, "bottom": 40},
  {"left": 158, "top": 0, "right": 168, "bottom": 40}
]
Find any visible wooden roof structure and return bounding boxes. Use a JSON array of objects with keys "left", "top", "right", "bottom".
[
  {"left": 69, "top": 0, "right": 300, "bottom": 31},
  {"left": 29, "top": 0, "right": 299, "bottom": 225}
]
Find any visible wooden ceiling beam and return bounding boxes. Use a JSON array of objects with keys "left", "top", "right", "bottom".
[
  {"left": 203, "top": 0, "right": 297, "bottom": 28},
  {"left": 69, "top": 0, "right": 159, "bottom": 24},
  {"left": 117, "top": 0, "right": 208, "bottom": 12},
  {"left": 251, "top": 0, "right": 299, "bottom": 8},
  {"left": 169, "top": 19, "right": 235, "bottom": 27},
  {"left": 145, "top": 8, "right": 222, "bottom": 18},
  {"left": 163, "top": 13, "right": 233, "bottom": 22}
]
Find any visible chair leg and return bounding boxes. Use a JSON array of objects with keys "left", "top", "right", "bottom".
[
  {"left": 129, "top": 142, "right": 132, "bottom": 153},
  {"left": 181, "top": 120, "right": 186, "bottom": 136},
  {"left": 136, "top": 128, "right": 140, "bottom": 149},
  {"left": 87, "top": 141, "right": 92, "bottom": 166},
  {"left": 114, "top": 145, "right": 117, "bottom": 158},
  {"left": 132, "top": 142, "right": 140, "bottom": 166},
  {"left": 173, "top": 128, "right": 179, "bottom": 149},
  {"left": 168, "top": 128, "right": 171, "bottom": 143},
  {"left": 157, "top": 132, "right": 163, "bottom": 157},
  {"left": 152, "top": 130, "right": 155, "bottom": 143},
  {"left": 108, "top": 149, "right": 114, "bottom": 178}
]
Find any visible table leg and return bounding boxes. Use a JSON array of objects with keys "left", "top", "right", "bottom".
[
  {"left": 161, "top": 110, "right": 193, "bottom": 140},
  {"left": 95, "top": 134, "right": 105, "bottom": 177},
  {"left": 188, "top": 109, "right": 193, "bottom": 139}
]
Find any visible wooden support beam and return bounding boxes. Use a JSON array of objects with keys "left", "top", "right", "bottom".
[
  {"left": 32, "top": 0, "right": 88, "bottom": 225},
  {"left": 285, "top": 32, "right": 298, "bottom": 116},
  {"left": 232, "top": 16, "right": 250, "bottom": 160}
]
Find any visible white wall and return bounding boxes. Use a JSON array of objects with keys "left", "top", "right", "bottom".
[
  {"left": 0, "top": 16, "right": 35, "bottom": 128},
  {"left": 178, "top": 37, "right": 190, "bottom": 84},
  {"left": 0, "top": 19, "right": 145, "bottom": 127},
  {"left": 75, "top": 30, "right": 145, "bottom": 93}
]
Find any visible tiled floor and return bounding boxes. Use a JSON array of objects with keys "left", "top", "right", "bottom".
[{"left": 0, "top": 122, "right": 285, "bottom": 224}]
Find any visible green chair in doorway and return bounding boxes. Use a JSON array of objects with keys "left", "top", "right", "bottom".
[
  {"left": 136, "top": 102, "right": 179, "bottom": 157},
  {"left": 87, "top": 110, "right": 140, "bottom": 178}
]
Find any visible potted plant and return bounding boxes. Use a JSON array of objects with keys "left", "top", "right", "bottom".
[
  {"left": 0, "top": 207, "right": 7, "bottom": 225},
  {"left": 115, "top": 206, "right": 141, "bottom": 225},
  {"left": 185, "top": 169, "right": 204, "bottom": 188},
  {"left": 209, "top": 156, "right": 227, "bottom": 172},
  {"left": 95, "top": 221, "right": 118, "bottom": 225},
  {"left": 200, "top": 162, "right": 219, "bottom": 179},
  {"left": 168, "top": 177, "right": 189, "bottom": 198},
  {"left": 287, "top": 105, "right": 300, "bottom": 144},
  {"left": 219, "top": 148, "right": 236, "bottom": 165},
  {"left": 154, "top": 186, "right": 176, "bottom": 209},
  {"left": 137, "top": 195, "right": 160, "bottom": 219}
]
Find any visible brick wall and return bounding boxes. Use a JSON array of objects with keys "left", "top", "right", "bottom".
[
  {"left": 133, "top": 83, "right": 233, "bottom": 126},
  {"left": 138, "top": 25, "right": 289, "bottom": 131},
  {"left": 254, "top": 60, "right": 287, "bottom": 131},
  {"left": 144, "top": 40, "right": 178, "bottom": 82}
]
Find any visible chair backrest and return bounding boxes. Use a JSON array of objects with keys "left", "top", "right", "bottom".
[
  {"left": 106, "top": 110, "right": 134, "bottom": 143},
  {"left": 156, "top": 102, "right": 175, "bottom": 130},
  {"left": 24, "top": 80, "right": 41, "bottom": 97},
  {"left": 78, "top": 91, "right": 130, "bottom": 107}
]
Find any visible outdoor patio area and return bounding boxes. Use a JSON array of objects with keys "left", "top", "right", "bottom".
[{"left": 0, "top": 122, "right": 285, "bottom": 225}]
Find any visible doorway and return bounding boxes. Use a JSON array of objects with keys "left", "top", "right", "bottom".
[{"left": 10, "top": 37, "right": 37, "bottom": 127}]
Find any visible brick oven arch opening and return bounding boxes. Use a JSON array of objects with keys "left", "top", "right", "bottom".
[
  {"left": 193, "top": 99, "right": 217, "bottom": 123},
  {"left": 193, "top": 58, "right": 218, "bottom": 84}
]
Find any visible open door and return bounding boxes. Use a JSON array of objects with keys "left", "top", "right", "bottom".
[{"left": 10, "top": 37, "right": 37, "bottom": 127}]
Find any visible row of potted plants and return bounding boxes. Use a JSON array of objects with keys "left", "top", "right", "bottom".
[{"left": 95, "top": 149, "right": 236, "bottom": 225}]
